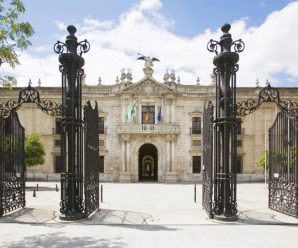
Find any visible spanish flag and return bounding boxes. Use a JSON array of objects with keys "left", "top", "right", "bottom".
[{"left": 145, "top": 110, "right": 149, "bottom": 122}]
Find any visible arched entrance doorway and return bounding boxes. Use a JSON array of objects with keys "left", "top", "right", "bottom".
[{"left": 139, "top": 143, "right": 158, "bottom": 182}]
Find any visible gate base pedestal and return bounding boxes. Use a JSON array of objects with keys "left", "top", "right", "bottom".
[
  {"left": 165, "top": 172, "right": 178, "bottom": 183},
  {"left": 119, "top": 172, "right": 132, "bottom": 183},
  {"left": 214, "top": 214, "right": 238, "bottom": 222},
  {"left": 59, "top": 212, "right": 86, "bottom": 221}
]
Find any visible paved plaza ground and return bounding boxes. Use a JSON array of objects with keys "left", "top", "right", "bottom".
[{"left": 0, "top": 182, "right": 297, "bottom": 247}]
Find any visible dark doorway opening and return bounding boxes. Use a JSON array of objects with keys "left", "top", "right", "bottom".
[{"left": 139, "top": 143, "right": 158, "bottom": 182}]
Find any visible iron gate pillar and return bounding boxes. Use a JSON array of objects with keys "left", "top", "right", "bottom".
[
  {"left": 207, "top": 24, "right": 245, "bottom": 220},
  {"left": 54, "top": 25, "right": 90, "bottom": 220}
]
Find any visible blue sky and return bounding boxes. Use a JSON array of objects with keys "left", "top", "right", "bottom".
[{"left": 2, "top": 0, "right": 298, "bottom": 87}]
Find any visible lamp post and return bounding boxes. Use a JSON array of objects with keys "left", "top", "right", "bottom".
[
  {"left": 207, "top": 24, "right": 244, "bottom": 220},
  {"left": 54, "top": 25, "right": 90, "bottom": 220}
]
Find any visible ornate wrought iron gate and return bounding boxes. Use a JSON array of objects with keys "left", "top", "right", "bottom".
[
  {"left": 0, "top": 83, "right": 62, "bottom": 217},
  {"left": 0, "top": 111, "right": 25, "bottom": 217},
  {"left": 202, "top": 101, "right": 214, "bottom": 218},
  {"left": 268, "top": 112, "right": 298, "bottom": 217},
  {"left": 84, "top": 101, "right": 100, "bottom": 216},
  {"left": 236, "top": 85, "right": 298, "bottom": 218}
]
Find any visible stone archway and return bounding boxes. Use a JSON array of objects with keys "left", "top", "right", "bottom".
[{"left": 138, "top": 143, "right": 158, "bottom": 181}]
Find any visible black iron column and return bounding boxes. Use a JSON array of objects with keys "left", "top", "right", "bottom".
[
  {"left": 54, "top": 25, "right": 90, "bottom": 220},
  {"left": 207, "top": 24, "right": 244, "bottom": 220}
]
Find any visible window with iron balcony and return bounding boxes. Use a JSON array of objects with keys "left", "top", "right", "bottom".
[{"left": 142, "top": 106, "right": 155, "bottom": 124}]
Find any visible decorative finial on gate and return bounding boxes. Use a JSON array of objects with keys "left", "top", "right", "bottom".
[
  {"left": 207, "top": 23, "right": 245, "bottom": 57},
  {"left": 54, "top": 25, "right": 90, "bottom": 56}
]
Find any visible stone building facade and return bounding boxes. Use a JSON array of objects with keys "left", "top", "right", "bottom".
[{"left": 1, "top": 70, "right": 297, "bottom": 182}]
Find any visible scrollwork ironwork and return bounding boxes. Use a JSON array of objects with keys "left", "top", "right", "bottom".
[
  {"left": 78, "top": 40, "right": 90, "bottom": 56},
  {"left": 230, "top": 64, "right": 239, "bottom": 74},
  {"left": 54, "top": 26, "right": 90, "bottom": 57},
  {"left": 231, "top": 39, "right": 245, "bottom": 53},
  {"left": 207, "top": 39, "right": 220, "bottom": 55},
  {"left": 268, "top": 112, "right": 298, "bottom": 218},
  {"left": 54, "top": 41, "right": 67, "bottom": 54},
  {"left": 60, "top": 172, "right": 85, "bottom": 217},
  {"left": 77, "top": 68, "right": 84, "bottom": 77},
  {"left": 0, "top": 84, "right": 63, "bottom": 117},
  {"left": 236, "top": 84, "right": 298, "bottom": 117},
  {"left": 269, "top": 177, "right": 297, "bottom": 217},
  {"left": 0, "top": 111, "right": 25, "bottom": 217}
]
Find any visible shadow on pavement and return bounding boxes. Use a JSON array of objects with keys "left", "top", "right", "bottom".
[
  {"left": 238, "top": 210, "right": 298, "bottom": 225},
  {"left": 3, "top": 232, "right": 126, "bottom": 248},
  {"left": 0, "top": 208, "right": 56, "bottom": 224}
]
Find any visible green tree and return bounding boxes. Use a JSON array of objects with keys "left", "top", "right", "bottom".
[
  {"left": 25, "top": 133, "right": 45, "bottom": 167},
  {"left": 256, "top": 149, "right": 269, "bottom": 170},
  {"left": 0, "top": 0, "right": 34, "bottom": 87}
]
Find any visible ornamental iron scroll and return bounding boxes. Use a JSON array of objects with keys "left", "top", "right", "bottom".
[
  {"left": 0, "top": 111, "right": 25, "bottom": 217},
  {"left": 236, "top": 84, "right": 298, "bottom": 117},
  {"left": 54, "top": 26, "right": 90, "bottom": 56},
  {"left": 207, "top": 38, "right": 245, "bottom": 55},
  {"left": 268, "top": 111, "right": 298, "bottom": 218},
  {"left": 0, "top": 83, "right": 63, "bottom": 117},
  {"left": 207, "top": 24, "right": 245, "bottom": 56}
]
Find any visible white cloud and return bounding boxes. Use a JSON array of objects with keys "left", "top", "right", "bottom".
[
  {"left": 54, "top": 20, "right": 67, "bottom": 31},
  {"left": 138, "top": 0, "right": 162, "bottom": 11},
  {"left": 82, "top": 18, "right": 115, "bottom": 30},
  {"left": 235, "top": 2, "right": 298, "bottom": 86},
  {"left": 2, "top": 0, "right": 298, "bottom": 88}
]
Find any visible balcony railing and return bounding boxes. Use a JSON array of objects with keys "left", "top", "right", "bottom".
[{"left": 116, "top": 123, "right": 180, "bottom": 134}]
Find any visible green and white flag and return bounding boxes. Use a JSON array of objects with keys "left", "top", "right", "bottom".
[{"left": 124, "top": 104, "right": 136, "bottom": 121}]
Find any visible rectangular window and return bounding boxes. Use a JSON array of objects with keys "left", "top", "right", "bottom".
[
  {"left": 192, "top": 117, "right": 201, "bottom": 134},
  {"left": 55, "top": 156, "right": 64, "bottom": 173},
  {"left": 99, "top": 156, "right": 104, "bottom": 173},
  {"left": 55, "top": 139, "right": 61, "bottom": 147},
  {"left": 192, "top": 156, "right": 201, "bottom": 173},
  {"left": 236, "top": 156, "right": 243, "bottom": 173},
  {"left": 236, "top": 118, "right": 242, "bottom": 135},
  {"left": 99, "top": 117, "right": 105, "bottom": 134},
  {"left": 142, "top": 106, "right": 155, "bottom": 124},
  {"left": 55, "top": 118, "right": 62, "bottom": 134}
]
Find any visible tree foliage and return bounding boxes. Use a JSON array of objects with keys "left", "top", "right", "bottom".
[
  {"left": 25, "top": 133, "right": 45, "bottom": 167},
  {"left": 256, "top": 149, "right": 269, "bottom": 169},
  {"left": 256, "top": 146, "right": 297, "bottom": 170},
  {"left": 0, "top": 0, "right": 34, "bottom": 86}
]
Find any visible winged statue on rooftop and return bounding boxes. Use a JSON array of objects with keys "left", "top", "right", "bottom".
[{"left": 137, "top": 53, "right": 159, "bottom": 70}]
